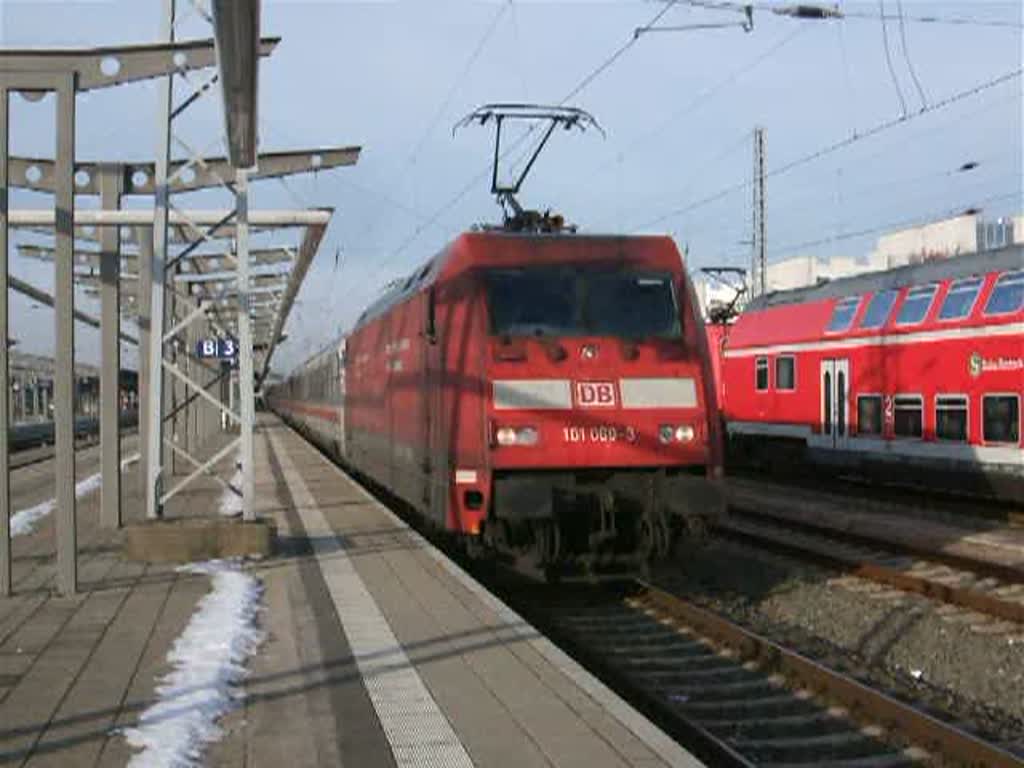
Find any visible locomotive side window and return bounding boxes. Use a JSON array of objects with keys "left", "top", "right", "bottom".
[
  {"left": 938, "top": 276, "right": 983, "bottom": 321},
  {"left": 983, "top": 395, "right": 1020, "bottom": 444},
  {"left": 893, "top": 395, "right": 923, "bottom": 438},
  {"left": 755, "top": 357, "right": 769, "bottom": 391},
  {"left": 775, "top": 356, "right": 795, "bottom": 390},
  {"left": 860, "top": 289, "right": 898, "bottom": 329},
  {"left": 857, "top": 395, "right": 883, "bottom": 436},
  {"left": 896, "top": 284, "right": 937, "bottom": 325},
  {"left": 983, "top": 271, "right": 1024, "bottom": 316},
  {"left": 935, "top": 395, "right": 968, "bottom": 442},
  {"left": 826, "top": 296, "right": 861, "bottom": 332}
]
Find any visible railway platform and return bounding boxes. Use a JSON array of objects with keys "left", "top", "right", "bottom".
[{"left": 0, "top": 414, "right": 704, "bottom": 767}]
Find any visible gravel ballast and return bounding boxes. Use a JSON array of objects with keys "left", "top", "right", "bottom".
[{"left": 656, "top": 537, "right": 1024, "bottom": 748}]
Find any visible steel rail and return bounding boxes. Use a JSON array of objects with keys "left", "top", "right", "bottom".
[
  {"left": 634, "top": 582, "right": 1022, "bottom": 768},
  {"left": 719, "top": 505, "right": 1024, "bottom": 616}
]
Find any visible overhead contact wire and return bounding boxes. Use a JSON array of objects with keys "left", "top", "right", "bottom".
[{"left": 634, "top": 66, "right": 1023, "bottom": 231}]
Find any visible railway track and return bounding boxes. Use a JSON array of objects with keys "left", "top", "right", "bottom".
[
  {"left": 715, "top": 506, "right": 1024, "bottom": 631},
  {"left": 515, "top": 580, "right": 1022, "bottom": 767}
]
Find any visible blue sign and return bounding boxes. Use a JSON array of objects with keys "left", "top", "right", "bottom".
[{"left": 196, "top": 337, "right": 238, "bottom": 360}]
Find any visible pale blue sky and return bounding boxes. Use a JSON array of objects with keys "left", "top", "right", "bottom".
[{"left": 1, "top": 0, "right": 1021, "bottom": 371}]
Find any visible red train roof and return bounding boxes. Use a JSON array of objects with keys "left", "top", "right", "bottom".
[{"left": 728, "top": 245, "right": 1022, "bottom": 351}]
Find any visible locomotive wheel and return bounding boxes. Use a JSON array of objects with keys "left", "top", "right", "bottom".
[
  {"left": 639, "top": 519, "right": 657, "bottom": 561},
  {"left": 639, "top": 516, "right": 670, "bottom": 562},
  {"left": 532, "top": 521, "right": 562, "bottom": 565}
]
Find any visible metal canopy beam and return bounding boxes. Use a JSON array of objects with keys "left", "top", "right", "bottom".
[
  {"left": 0, "top": 38, "right": 277, "bottom": 91},
  {"left": 174, "top": 267, "right": 286, "bottom": 283},
  {"left": 211, "top": 1, "right": 262, "bottom": 168},
  {"left": 261, "top": 222, "right": 326, "bottom": 380},
  {"left": 7, "top": 146, "right": 359, "bottom": 195},
  {"left": 19, "top": 242, "right": 294, "bottom": 267},
  {"left": 8, "top": 209, "right": 332, "bottom": 227},
  {"left": 8, "top": 275, "right": 139, "bottom": 346}
]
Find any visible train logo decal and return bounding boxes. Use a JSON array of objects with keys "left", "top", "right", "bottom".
[
  {"left": 969, "top": 351, "right": 1023, "bottom": 378},
  {"left": 969, "top": 352, "right": 983, "bottom": 378},
  {"left": 575, "top": 381, "right": 617, "bottom": 408}
]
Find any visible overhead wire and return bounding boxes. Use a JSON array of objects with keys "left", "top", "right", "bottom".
[
  {"left": 632, "top": 65, "right": 1023, "bottom": 232},
  {"left": 895, "top": 0, "right": 929, "bottom": 108},
  {"left": 878, "top": 0, "right": 908, "bottom": 116},
  {"left": 575, "top": 24, "right": 805, "bottom": 194},
  {"left": 353, "top": 0, "right": 511, "bottom": 244},
  {"left": 657, "top": 0, "right": 1024, "bottom": 29},
  {"left": 363, "top": 0, "right": 686, "bottom": 289}
]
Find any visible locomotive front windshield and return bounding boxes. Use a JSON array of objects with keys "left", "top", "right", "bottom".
[{"left": 485, "top": 267, "right": 681, "bottom": 338}]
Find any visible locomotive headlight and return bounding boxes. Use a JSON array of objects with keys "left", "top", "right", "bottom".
[
  {"left": 496, "top": 426, "right": 539, "bottom": 446},
  {"left": 659, "top": 424, "right": 695, "bottom": 444}
]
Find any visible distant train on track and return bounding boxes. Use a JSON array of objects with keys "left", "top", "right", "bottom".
[
  {"left": 712, "top": 244, "right": 1023, "bottom": 503},
  {"left": 8, "top": 411, "right": 139, "bottom": 453},
  {"left": 269, "top": 228, "right": 724, "bottom": 577}
]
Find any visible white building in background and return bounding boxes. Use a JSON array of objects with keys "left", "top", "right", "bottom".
[
  {"left": 871, "top": 213, "right": 1019, "bottom": 267},
  {"left": 692, "top": 211, "right": 1022, "bottom": 319}
]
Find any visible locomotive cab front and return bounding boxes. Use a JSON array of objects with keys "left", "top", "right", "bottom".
[{"left": 469, "top": 234, "right": 723, "bottom": 575}]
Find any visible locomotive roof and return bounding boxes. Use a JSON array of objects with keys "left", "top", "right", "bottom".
[
  {"left": 353, "top": 230, "right": 675, "bottom": 331},
  {"left": 747, "top": 244, "right": 1023, "bottom": 311}
]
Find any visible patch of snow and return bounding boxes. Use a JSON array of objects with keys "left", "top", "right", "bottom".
[
  {"left": 9, "top": 453, "right": 140, "bottom": 537},
  {"left": 124, "top": 560, "right": 263, "bottom": 768},
  {"left": 218, "top": 456, "right": 243, "bottom": 518}
]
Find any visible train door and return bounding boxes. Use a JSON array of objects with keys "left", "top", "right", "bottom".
[{"left": 820, "top": 358, "right": 850, "bottom": 449}]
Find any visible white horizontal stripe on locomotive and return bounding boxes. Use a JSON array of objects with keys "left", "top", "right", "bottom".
[
  {"left": 727, "top": 420, "right": 1022, "bottom": 467},
  {"left": 722, "top": 321, "right": 1024, "bottom": 359},
  {"left": 619, "top": 377, "right": 697, "bottom": 408},
  {"left": 492, "top": 378, "right": 699, "bottom": 410}
]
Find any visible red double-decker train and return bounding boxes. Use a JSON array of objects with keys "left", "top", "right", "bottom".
[
  {"left": 269, "top": 228, "right": 724, "bottom": 575},
  {"left": 717, "top": 244, "right": 1023, "bottom": 502}
]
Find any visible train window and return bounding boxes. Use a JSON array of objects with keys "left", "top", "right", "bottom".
[
  {"left": 896, "top": 284, "right": 937, "bottom": 325},
  {"left": 775, "top": 356, "right": 795, "bottom": 390},
  {"left": 893, "top": 395, "right": 923, "bottom": 438},
  {"left": 755, "top": 357, "right": 769, "bottom": 391},
  {"left": 938, "top": 276, "right": 983, "bottom": 321},
  {"left": 857, "top": 395, "right": 883, "bottom": 436},
  {"left": 983, "top": 271, "right": 1024, "bottom": 316},
  {"left": 936, "top": 395, "right": 968, "bottom": 442},
  {"left": 586, "top": 273, "right": 681, "bottom": 338},
  {"left": 485, "top": 268, "right": 681, "bottom": 339},
  {"left": 826, "top": 296, "right": 860, "bottom": 332},
  {"left": 983, "top": 395, "right": 1020, "bottom": 444},
  {"left": 860, "top": 289, "right": 898, "bottom": 329}
]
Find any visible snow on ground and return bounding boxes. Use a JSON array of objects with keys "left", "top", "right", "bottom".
[
  {"left": 9, "top": 453, "right": 140, "bottom": 537},
  {"left": 124, "top": 560, "right": 264, "bottom": 768},
  {"left": 218, "top": 455, "right": 243, "bottom": 518}
]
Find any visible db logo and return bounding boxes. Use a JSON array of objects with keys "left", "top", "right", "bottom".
[{"left": 576, "top": 381, "right": 617, "bottom": 408}]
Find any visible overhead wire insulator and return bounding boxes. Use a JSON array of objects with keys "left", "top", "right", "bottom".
[{"left": 773, "top": 4, "right": 844, "bottom": 20}]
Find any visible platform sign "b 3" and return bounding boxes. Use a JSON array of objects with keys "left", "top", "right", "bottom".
[
  {"left": 196, "top": 338, "right": 238, "bottom": 360},
  {"left": 575, "top": 381, "right": 616, "bottom": 408}
]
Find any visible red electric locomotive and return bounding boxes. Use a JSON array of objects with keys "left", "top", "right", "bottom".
[
  {"left": 718, "top": 244, "right": 1023, "bottom": 502},
  {"left": 271, "top": 228, "right": 724, "bottom": 574}
]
